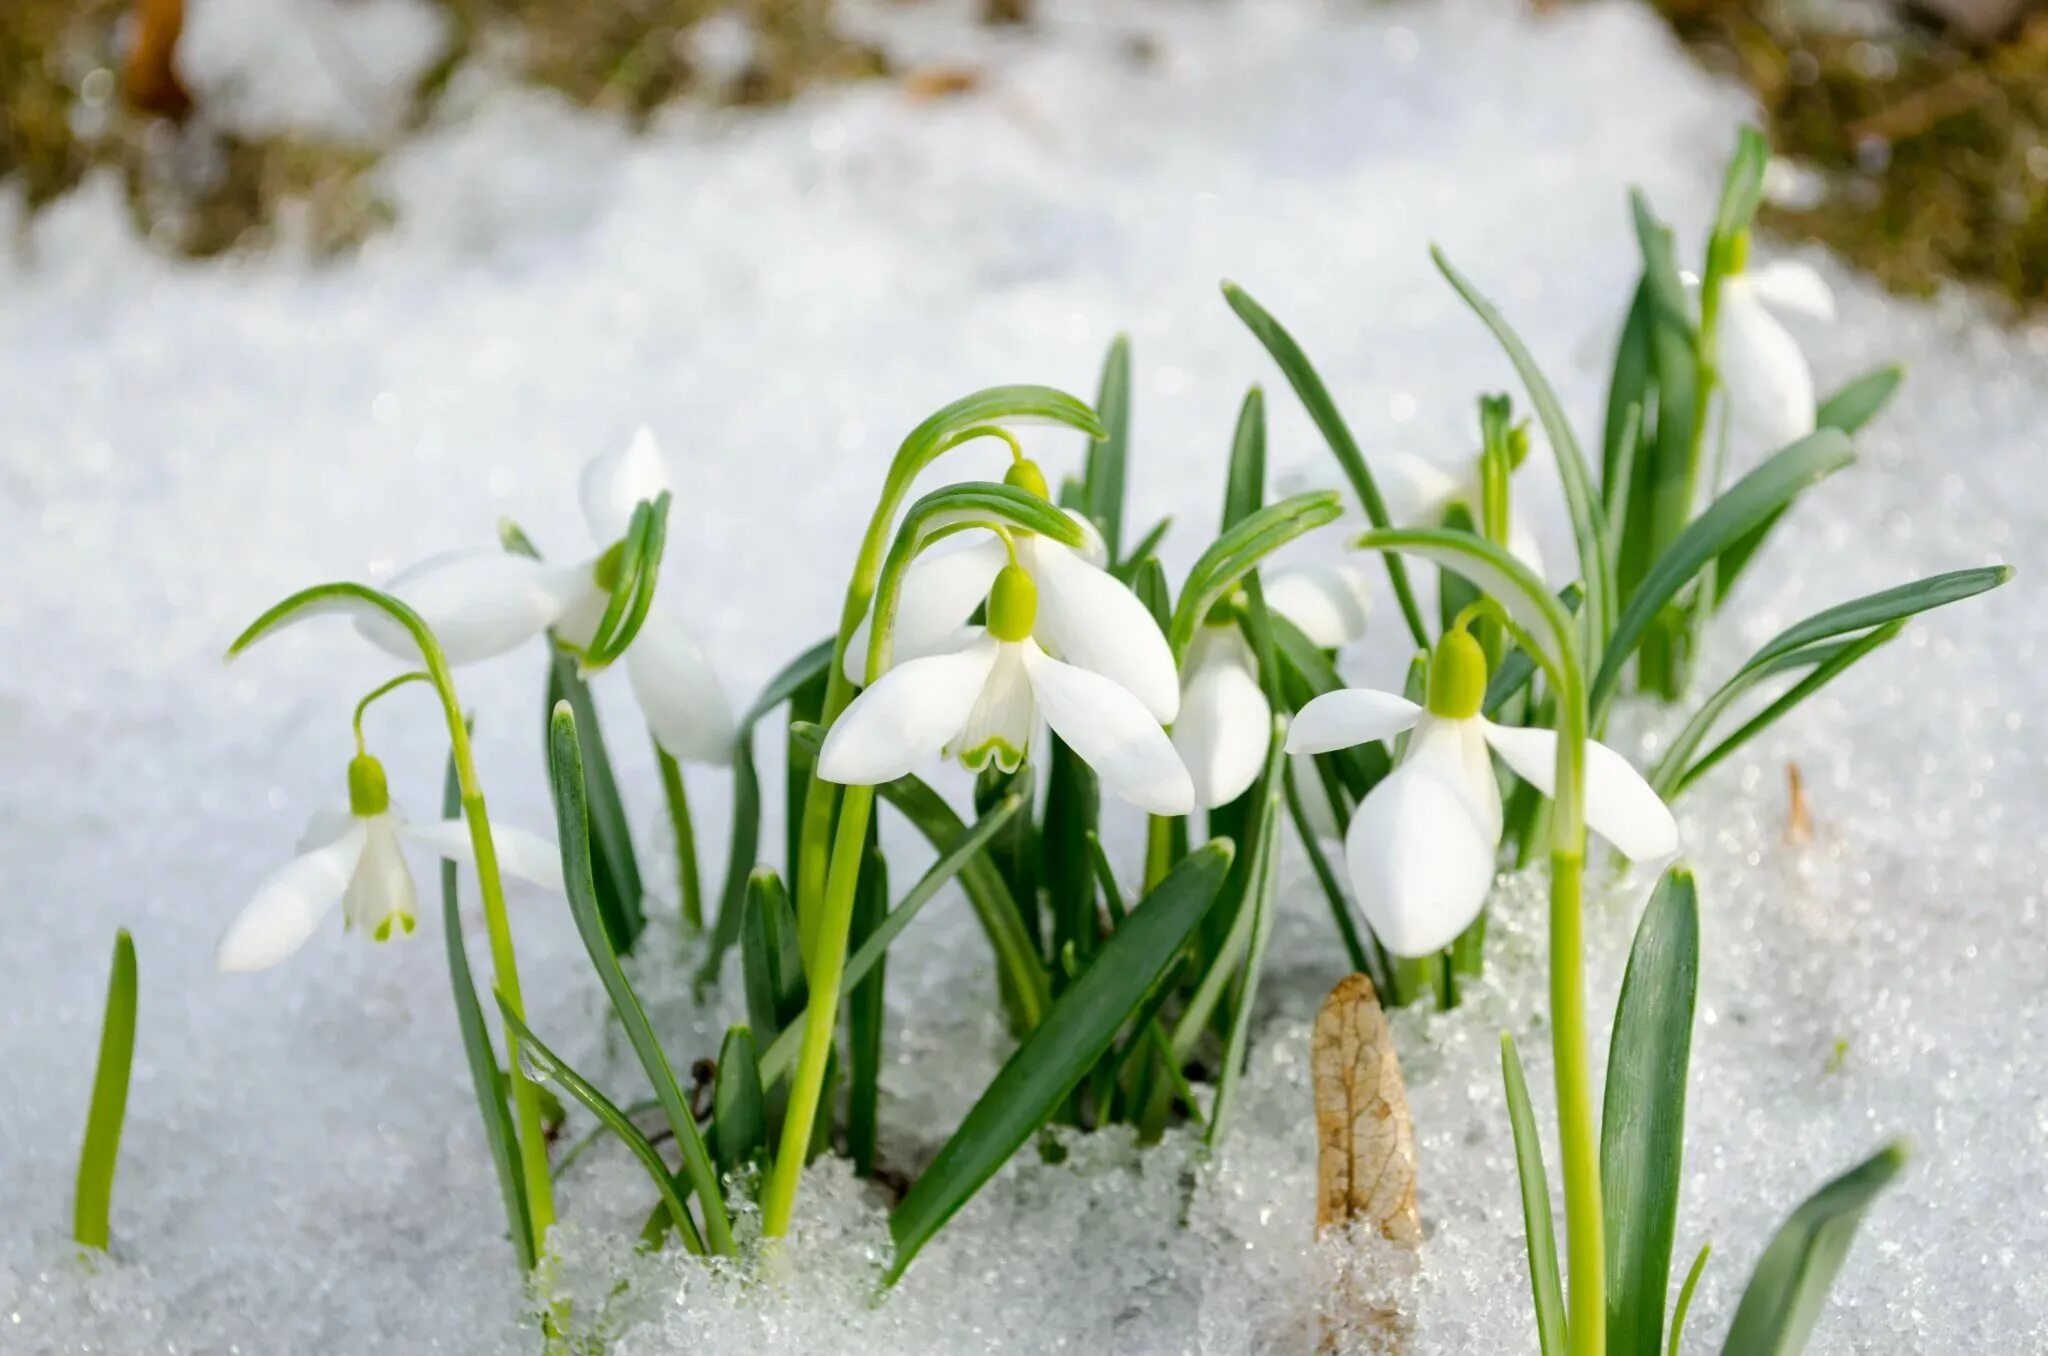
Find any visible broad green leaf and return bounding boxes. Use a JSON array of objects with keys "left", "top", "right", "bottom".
[
  {"left": 1042, "top": 734, "right": 1100, "bottom": 966},
  {"left": 1603, "top": 867, "right": 1701, "bottom": 1355},
  {"left": 1085, "top": 336, "right": 1132, "bottom": 558},
  {"left": 1169, "top": 491, "right": 1342, "bottom": 659},
  {"left": 1502, "top": 1033, "right": 1568, "bottom": 1356},
  {"left": 1221, "top": 280, "right": 1431, "bottom": 647},
  {"left": 1433, "top": 246, "right": 1614, "bottom": 651},
  {"left": 884, "top": 385, "right": 1105, "bottom": 507},
  {"left": 496, "top": 998, "right": 704, "bottom": 1256},
  {"left": 1815, "top": 365, "right": 1903, "bottom": 435},
  {"left": 712, "top": 1025, "right": 767, "bottom": 1182},
  {"left": 1592, "top": 430, "right": 1855, "bottom": 716},
  {"left": 551, "top": 703, "right": 735, "bottom": 1255},
  {"left": 701, "top": 638, "right": 835, "bottom": 986},
  {"left": 73, "top": 928, "right": 137, "bottom": 1252},
  {"left": 887, "top": 843, "right": 1234, "bottom": 1281},
  {"left": 1719, "top": 1143, "right": 1908, "bottom": 1356},
  {"left": 439, "top": 749, "right": 535, "bottom": 1270}
]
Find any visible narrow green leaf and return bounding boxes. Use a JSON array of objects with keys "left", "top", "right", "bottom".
[
  {"left": 1169, "top": 491, "right": 1342, "bottom": 659},
  {"left": 1603, "top": 284, "right": 1654, "bottom": 512},
  {"left": 1719, "top": 1143, "right": 1909, "bottom": 1356},
  {"left": 1280, "top": 766, "right": 1377, "bottom": 983},
  {"left": 1815, "top": 365, "right": 1903, "bottom": 435},
  {"left": 546, "top": 650, "right": 644, "bottom": 953},
  {"left": 742, "top": 869, "right": 807, "bottom": 1037},
  {"left": 1603, "top": 866, "right": 1701, "bottom": 1355},
  {"left": 1086, "top": 336, "right": 1132, "bottom": 559},
  {"left": 551, "top": 703, "right": 735, "bottom": 1255},
  {"left": 1043, "top": 734, "right": 1100, "bottom": 966},
  {"left": 1709, "top": 126, "right": 1770, "bottom": 245},
  {"left": 1432, "top": 246, "right": 1613, "bottom": 652},
  {"left": 1355, "top": 529, "right": 1576, "bottom": 686},
  {"left": 1222, "top": 386, "right": 1267, "bottom": 530},
  {"left": 848, "top": 846, "right": 888, "bottom": 1176},
  {"left": 495, "top": 997, "right": 704, "bottom": 1256},
  {"left": 1592, "top": 430, "right": 1855, "bottom": 715},
  {"left": 887, "top": 843, "right": 1235, "bottom": 1282},
  {"left": 439, "top": 748, "right": 535, "bottom": 1271},
  {"left": 1221, "top": 280, "right": 1431, "bottom": 647},
  {"left": 1114, "top": 517, "right": 1173, "bottom": 583},
  {"left": 712, "top": 1026, "right": 767, "bottom": 1182},
  {"left": 1502, "top": 1033, "right": 1569, "bottom": 1356},
  {"left": 73, "top": 929, "right": 137, "bottom": 1252},
  {"left": 1669, "top": 1243, "right": 1712, "bottom": 1356},
  {"left": 655, "top": 749, "right": 704, "bottom": 931},
  {"left": 1207, "top": 722, "right": 1286, "bottom": 1146},
  {"left": 1743, "top": 566, "right": 2011, "bottom": 675}
]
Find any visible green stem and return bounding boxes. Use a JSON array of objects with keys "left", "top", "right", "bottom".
[
  {"left": 1143, "top": 814, "right": 1176, "bottom": 893},
  {"left": 74, "top": 929, "right": 136, "bottom": 1251},
  {"left": 656, "top": 748, "right": 703, "bottom": 932}
]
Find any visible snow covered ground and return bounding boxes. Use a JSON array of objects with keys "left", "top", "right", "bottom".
[{"left": 2, "top": 0, "right": 2042, "bottom": 1351}]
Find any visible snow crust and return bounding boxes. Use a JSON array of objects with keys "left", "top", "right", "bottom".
[{"left": 2, "top": 0, "right": 2042, "bottom": 1351}]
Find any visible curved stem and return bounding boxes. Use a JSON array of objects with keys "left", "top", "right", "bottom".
[{"left": 351, "top": 670, "right": 431, "bottom": 753}]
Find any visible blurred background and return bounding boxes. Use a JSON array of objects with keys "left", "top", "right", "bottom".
[{"left": 6, "top": 0, "right": 2048, "bottom": 300}]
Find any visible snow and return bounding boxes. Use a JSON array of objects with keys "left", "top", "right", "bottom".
[{"left": 2, "top": 0, "right": 2042, "bottom": 1351}]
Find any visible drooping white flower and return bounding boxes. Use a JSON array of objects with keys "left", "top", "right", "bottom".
[
  {"left": 217, "top": 753, "right": 563, "bottom": 973},
  {"left": 1376, "top": 449, "right": 1545, "bottom": 580},
  {"left": 361, "top": 429, "right": 736, "bottom": 765},
  {"left": 820, "top": 563, "right": 1193, "bottom": 816},
  {"left": 1173, "top": 562, "right": 1374, "bottom": 809},
  {"left": 1284, "top": 630, "right": 1677, "bottom": 957},
  {"left": 1715, "top": 253, "right": 1834, "bottom": 451},
  {"left": 842, "top": 460, "right": 1179, "bottom": 725}
]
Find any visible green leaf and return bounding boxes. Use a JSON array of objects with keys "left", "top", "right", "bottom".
[
  {"left": 1603, "top": 866, "right": 1701, "bottom": 1355},
  {"left": 1719, "top": 1143, "right": 1909, "bottom": 1356},
  {"left": 885, "top": 386, "right": 1106, "bottom": 506},
  {"left": 1355, "top": 529, "right": 1577, "bottom": 688},
  {"left": 73, "top": 928, "right": 137, "bottom": 1252},
  {"left": 1221, "top": 280, "right": 1431, "bottom": 647},
  {"left": 1222, "top": 386, "right": 1267, "bottom": 530},
  {"left": 701, "top": 638, "right": 834, "bottom": 987},
  {"left": 1115, "top": 516, "right": 1173, "bottom": 583},
  {"left": 1432, "top": 246, "right": 1614, "bottom": 652},
  {"left": 1168, "top": 491, "right": 1342, "bottom": 659},
  {"left": 551, "top": 702, "right": 735, "bottom": 1255},
  {"left": 1815, "top": 365, "right": 1903, "bottom": 435},
  {"left": 1603, "top": 284, "right": 1654, "bottom": 514},
  {"left": 439, "top": 748, "right": 535, "bottom": 1271},
  {"left": 1669, "top": 1243, "right": 1712, "bottom": 1356},
  {"left": 495, "top": 997, "right": 705, "bottom": 1256},
  {"left": 1206, "top": 720, "right": 1286, "bottom": 1146},
  {"left": 759, "top": 795, "right": 1025, "bottom": 1087},
  {"left": 1085, "top": 336, "right": 1132, "bottom": 559},
  {"left": 545, "top": 649, "right": 645, "bottom": 953},
  {"left": 887, "top": 842, "right": 1235, "bottom": 1281},
  {"left": 1042, "top": 734, "right": 1099, "bottom": 967},
  {"left": 742, "top": 869, "right": 807, "bottom": 1037},
  {"left": 1629, "top": 191, "right": 1704, "bottom": 608},
  {"left": 1502, "top": 1032, "right": 1568, "bottom": 1356},
  {"left": 1591, "top": 430, "right": 1855, "bottom": 716},
  {"left": 1744, "top": 565, "right": 2010, "bottom": 673},
  {"left": 712, "top": 1026, "right": 767, "bottom": 1182},
  {"left": 1709, "top": 126, "right": 1770, "bottom": 246},
  {"left": 848, "top": 845, "right": 888, "bottom": 1176}
]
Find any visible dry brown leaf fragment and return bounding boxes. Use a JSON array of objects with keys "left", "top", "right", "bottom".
[
  {"left": 1786, "top": 761, "right": 1814, "bottom": 845},
  {"left": 902, "top": 67, "right": 982, "bottom": 102},
  {"left": 1313, "top": 973, "right": 1420, "bottom": 1245}
]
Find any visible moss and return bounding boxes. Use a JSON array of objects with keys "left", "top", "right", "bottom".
[{"left": 1656, "top": 3, "right": 2048, "bottom": 306}]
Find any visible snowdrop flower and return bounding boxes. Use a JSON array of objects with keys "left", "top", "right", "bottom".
[
  {"left": 1173, "top": 563, "right": 1374, "bottom": 808},
  {"left": 1376, "top": 447, "right": 1544, "bottom": 579},
  {"left": 1284, "top": 629, "right": 1677, "bottom": 957},
  {"left": 362, "top": 429, "right": 736, "bottom": 765},
  {"left": 821, "top": 562, "right": 1194, "bottom": 816},
  {"left": 1714, "top": 238, "right": 1835, "bottom": 450},
  {"left": 843, "top": 460, "right": 1179, "bottom": 725},
  {"left": 217, "top": 753, "right": 563, "bottom": 972}
]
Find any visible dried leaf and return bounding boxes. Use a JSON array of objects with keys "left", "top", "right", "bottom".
[
  {"left": 1314, "top": 973, "right": 1420, "bottom": 1243},
  {"left": 1786, "top": 761, "right": 1814, "bottom": 845},
  {"left": 903, "top": 67, "right": 982, "bottom": 101}
]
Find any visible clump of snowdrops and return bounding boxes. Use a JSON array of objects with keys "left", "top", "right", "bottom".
[{"left": 66, "top": 130, "right": 2010, "bottom": 1353}]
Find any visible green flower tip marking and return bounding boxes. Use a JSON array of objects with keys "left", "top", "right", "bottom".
[
  {"left": 347, "top": 753, "right": 391, "bottom": 817},
  {"left": 987, "top": 564, "right": 1038, "bottom": 643},
  {"left": 591, "top": 537, "right": 629, "bottom": 592},
  {"left": 1728, "top": 227, "right": 1751, "bottom": 275},
  {"left": 1427, "top": 628, "right": 1489, "bottom": 720},
  {"left": 1003, "top": 457, "right": 1050, "bottom": 502}
]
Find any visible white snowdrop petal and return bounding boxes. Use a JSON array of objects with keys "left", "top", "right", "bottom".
[
  {"left": 1173, "top": 628, "right": 1273, "bottom": 809},
  {"left": 1027, "top": 536, "right": 1181, "bottom": 722},
  {"left": 295, "top": 804, "right": 355, "bottom": 854},
  {"left": 1343, "top": 763, "right": 1498, "bottom": 959},
  {"left": 1264, "top": 563, "right": 1374, "bottom": 648},
  {"left": 952, "top": 643, "right": 1035, "bottom": 773},
  {"left": 581, "top": 426, "right": 674, "bottom": 546},
  {"left": 819, "top": 637, "right": 1000, "bottom": 785},
  {"left": 1717, "top": 281, "right": 1817, "bottom": 449},
  {"left": 216, "top": 822, "right": 370, "bottom": 972},
  {"left": 404, "top": 818, "right": 566, "bottom": 893},
  {"left": 842, "top": 535, "right": 1008, "bottom": 685},
  {"left": 365, "top": 549, "right": 589, "bottom": 665},
  {"left": 1747, "top": 259, "right": 1835, "bottom": 321},
  {"left": 1506, "top": 506, "right": 1547, "bottom": 583},
  {"left": 1290, "top": 752, "right": 1342, "bottom": 842},
  {"left": 1022, "top": 644, "right": 1194, "bottom": 816},
  {"left": 1284, "top": 689, "right": 1421, "bottom": 756},
  {"left": 341, "top": 816, "right": 420, "bottom": 940},
  {"left": 1063, "top": 509, "right": 1109, "bottom": 567},
  {"left": 1478, "top": 721, "right": 1678, "bottom": 860},
  {"left": 622, "top": 609, "right": 737, "bottom": 766},
  {"left": 1377, "top": 451, "right": 1467, "bottom": 525}
]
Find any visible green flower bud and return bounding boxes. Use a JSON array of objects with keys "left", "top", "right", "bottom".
[
  {"left": 1426, "top": 629, "right": 1488, "bottom": 720},
  {"left": 987, "top": 564, "right": 1039, "bottom": 642},
  {"left": 1003, "top": 458, "right": 1050, "bottom": 502},
  {"left": 348, "top": 753, "right": 391, "bottom": 817}
]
